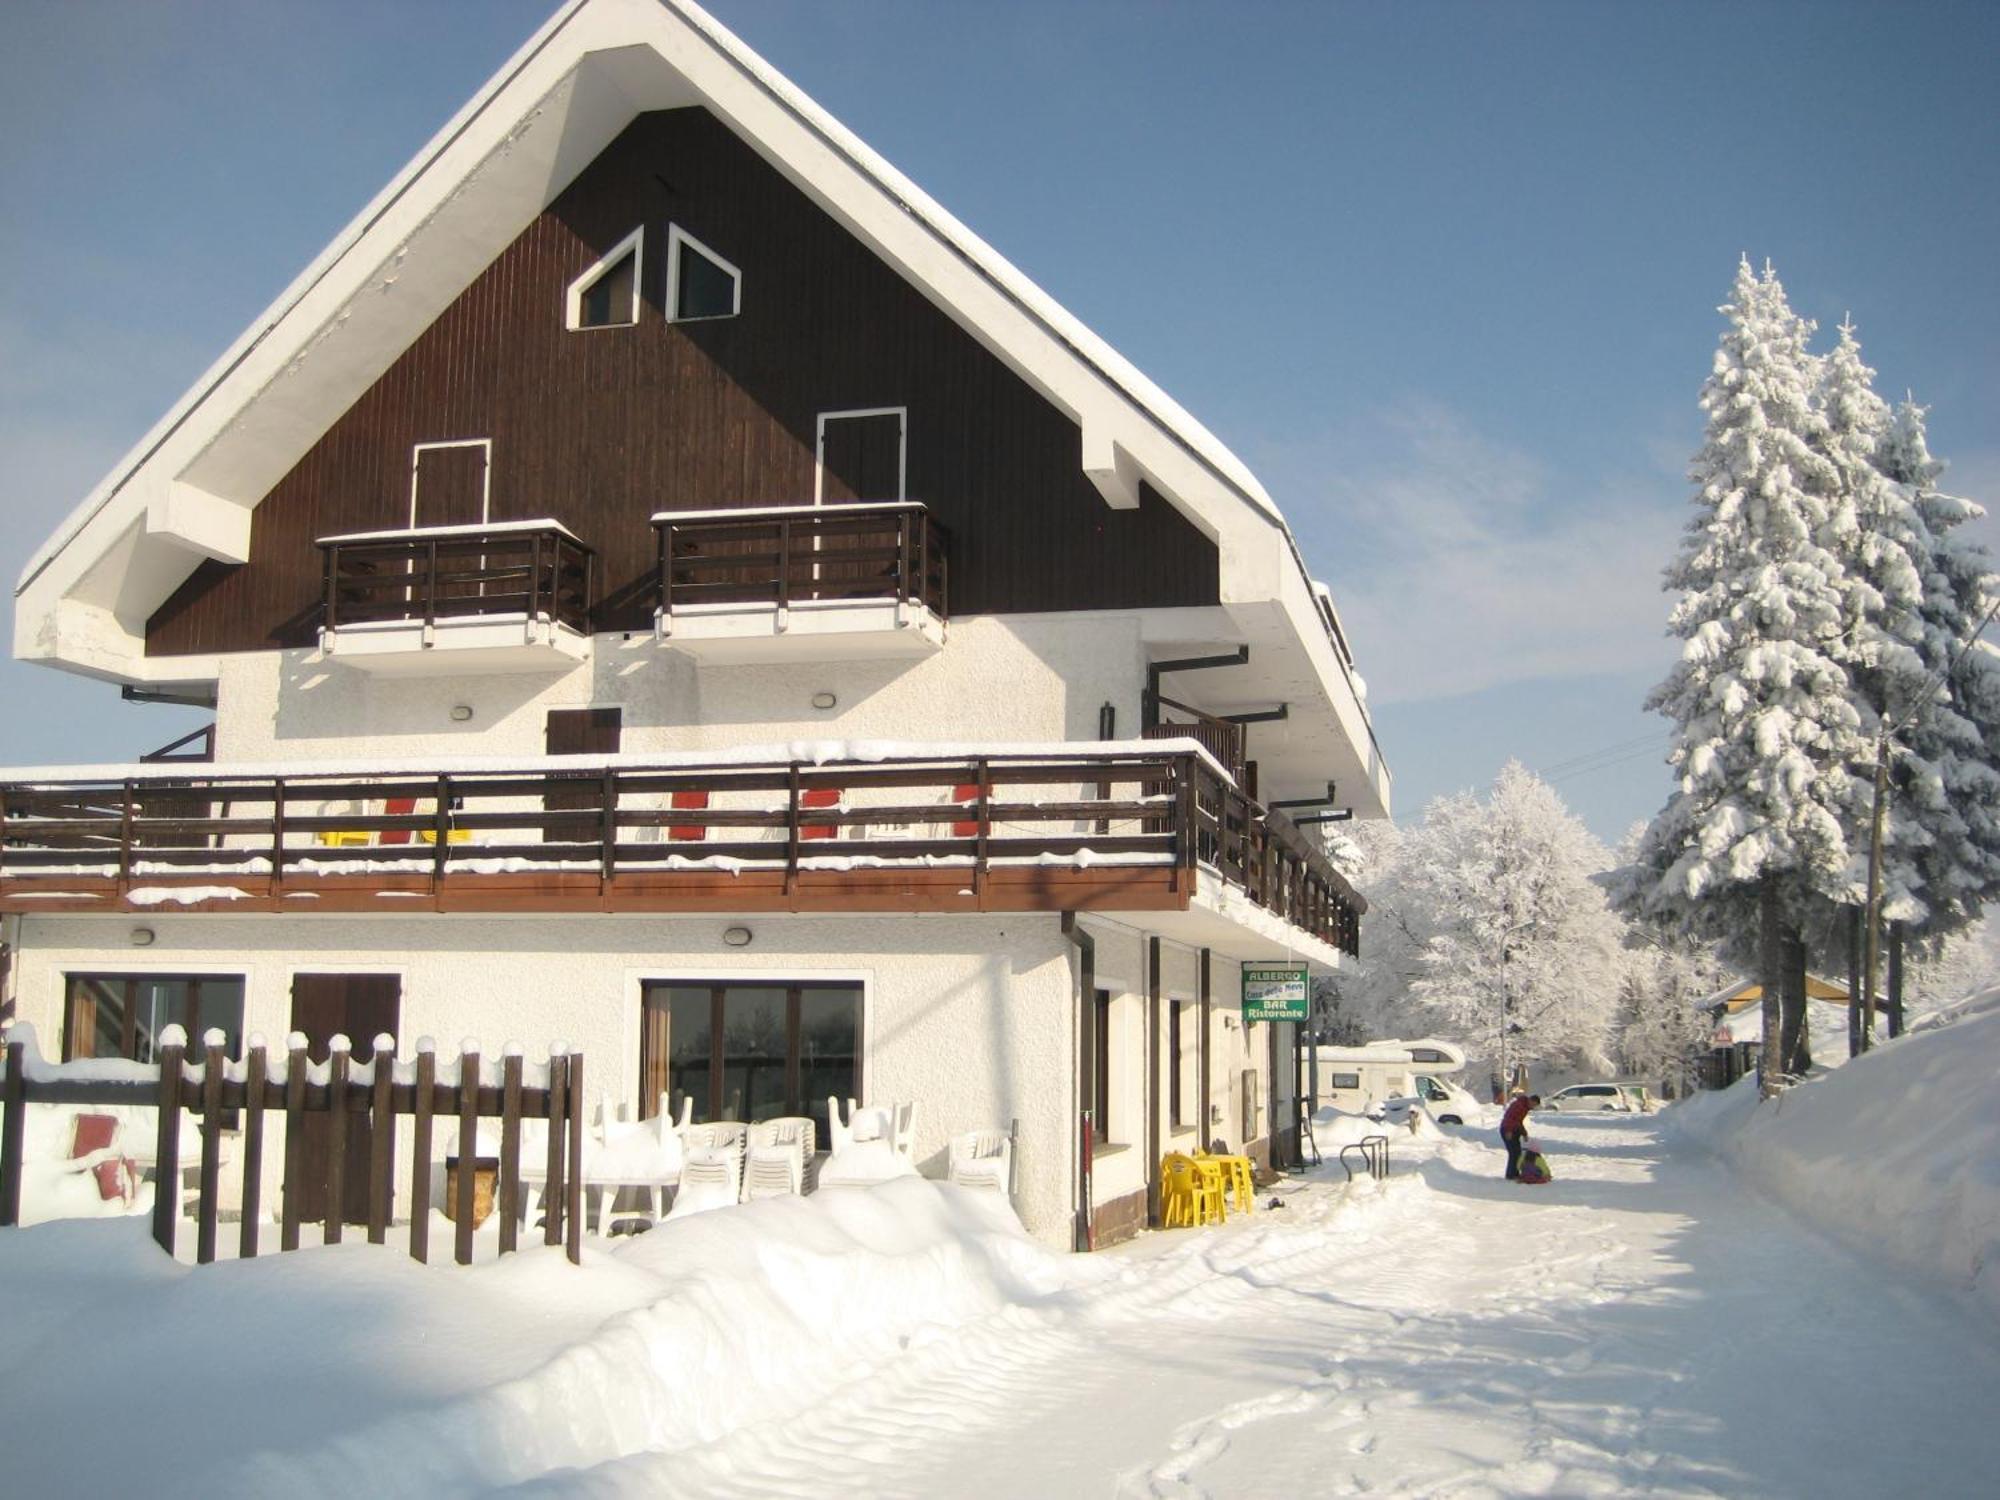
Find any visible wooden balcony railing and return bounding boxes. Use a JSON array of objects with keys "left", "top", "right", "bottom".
[
  {"left": 0, "top": 748, "right": 1359, "bottom": 953},
  {"left": 653, "top": 502, "right": 947, "bottom": 624},
  {"left": 317, "top": 522, "right": 593, "bottom": 636}
]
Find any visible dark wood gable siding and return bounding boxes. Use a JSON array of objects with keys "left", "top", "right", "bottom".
[{"left": 146, "top": 108, "right": 1220, "bottom": 656}]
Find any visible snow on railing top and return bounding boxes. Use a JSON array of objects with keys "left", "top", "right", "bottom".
[
  {"left": 0, "top": 735, "right": 1228, "bottom": 788},
  {"left": 316, "top": 518, "right": 583, "bottom": 546}
]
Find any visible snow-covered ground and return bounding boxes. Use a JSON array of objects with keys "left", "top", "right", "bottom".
[{"left": 4, "top": 1026, "right": 1998, "bottom": 1497}]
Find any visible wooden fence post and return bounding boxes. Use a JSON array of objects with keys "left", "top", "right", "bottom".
[
  {"left": 0, "top": 1040, "right": 25, "bottom": 1227},
  {"left": 239, "top": 1039, "right": 266, "bottom": 1260},
  {"left": 368, "top": 1033, "right": 394, "bottom": 1245},
  {"left": 281, "top": 1034, "right": 307, "bottom": 1251},
  {"left": 499, "top": 1048, "right": 522, "bottom": 1256},
  {"left": 151, "top": 1027, "right": 186, "bottom": 1258},
  {"left": 543, "top": 1049, "right": 567, "bottom": 1248},
  {"left": 196, "top": 1032, "right": 225, "bottom": 1264},
  {"left": 455, "top": 1045, "right": 479, "bottom": 1267},
  {"left": 325, "top": 1037, "right": 351, "bottom": 1246},
  {"left": 565, "top": 1051, "right": 584, "bottom": 1265},
  {"left": 409, "top": 1042, "right": 435, "bottom": 1265}
]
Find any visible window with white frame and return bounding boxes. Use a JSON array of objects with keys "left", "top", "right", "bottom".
[
  {"left": 566, "top": 226, "right": 644, "bottom": 331},
  {"left": 666, "top": 224, "right": 741, "bottom": 322}
]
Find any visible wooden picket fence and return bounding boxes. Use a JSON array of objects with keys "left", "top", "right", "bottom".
[{"left": 0, "top": 1031, "right": 587, "bottom": 1266}]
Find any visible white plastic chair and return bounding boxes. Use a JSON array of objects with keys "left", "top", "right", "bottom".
[
  {"left": 891, "top": 1100, "right": 918, "bottom": 1160},
  {"left": 666, "top": 1145, "right": 743, "bottom": 1219},
  {"left": 825, "top": 1096, "right": 861, "bottom": 1153},
  {"left": 948, "top": 1128, "right": 1011, "bottom": 1193},
  {"left": 743, "top": 1117, "right": 815, "bottom": 1199}
]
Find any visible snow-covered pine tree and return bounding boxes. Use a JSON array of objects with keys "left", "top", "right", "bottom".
[
  {"left": 1812, "top": 320, "right": 1936, "bottom": 1057},
  {"left": 1621, "top": 260, "right": 1868, "bottom": 1094},
  {"left": 1866, "top": 393, "right": 2000, "bottom": 1035}
]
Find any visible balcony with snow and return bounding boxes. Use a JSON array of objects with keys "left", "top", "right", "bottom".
[
  {"left": 0, "top": 742, "right": 1360, "bottom": 963},
  {"left": 652, "top": 503, "right": 947, "bottom": 663},
  {"left": 315, "top": 521, "right": 594, "bottom": 675}
]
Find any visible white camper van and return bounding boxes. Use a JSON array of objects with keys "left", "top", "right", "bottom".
[{"left": 1307, "top": 1039, "right": 1482, "bottom": 1125}]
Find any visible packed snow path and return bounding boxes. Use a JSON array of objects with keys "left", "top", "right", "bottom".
[{"left": 536, "top": 1114, "right": 2000, "bottom": 1499}]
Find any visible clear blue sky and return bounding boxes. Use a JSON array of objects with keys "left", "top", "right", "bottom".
[{"left": 2, "top": 0, "right": 1995, "bottom": 842}]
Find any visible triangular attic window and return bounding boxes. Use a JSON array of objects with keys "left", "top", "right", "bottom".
[
  {"left": 566, "top": 227, "right": 643, "bottom": 330},
  {"left": 667, "top": 225, "right": 741, "bottom": 322}
]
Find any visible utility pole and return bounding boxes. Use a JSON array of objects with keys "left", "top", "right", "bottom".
[{"left": 1860, "top": 729, "right": 1889, "bottom": 1052}]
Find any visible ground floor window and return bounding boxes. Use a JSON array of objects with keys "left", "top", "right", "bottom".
[
  {"left": 1092, "top": 988, "right": 1112, "bottom": 1144},
  {"left": 640, "top": 981, "right": 861, "bottom": 1142},
  {"left": 63, "top": 973, "right": 246, "bottom": 1063}
]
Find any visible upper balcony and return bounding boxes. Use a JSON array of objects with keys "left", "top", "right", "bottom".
[
  {"left": 652, "top": 502, "right": 948, "bottom": 662},
  {"left": 316, "top": 521, "right": 594, "bottom": 675},
  {"left": 0, "top": 743, "right": 1359, "bottom": 963}
]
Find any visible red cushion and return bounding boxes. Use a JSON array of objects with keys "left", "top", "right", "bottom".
[
  {"left": 669, "top": 788, "right": 709, "bottom": 842},
  {"left": 70, "top": 1113, "right": 117, "bottom": 1157},
  {"left": 952, "top": 782, "right": 981, "bottom": 839},
  {"left": 92, "top": 1159, "right": 129, "bottom": 1202},
  {"left": 800, "top": 786, "right": 840, "bottom": 841},
  {"left": 380, "top": 796, "right": 418, "bottom": 845}
]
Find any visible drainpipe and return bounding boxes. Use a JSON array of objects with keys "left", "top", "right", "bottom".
[
  {"left": 0, "top": 914, "right": 17, "bottom": 1026},
  {"left": 1060, "top": 911, "right": 1095, "bottom": 1252}
]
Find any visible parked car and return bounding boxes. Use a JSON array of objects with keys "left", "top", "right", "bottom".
[{"left": 1542, "top": 1082, "right": 1655, "bottom": 1113}]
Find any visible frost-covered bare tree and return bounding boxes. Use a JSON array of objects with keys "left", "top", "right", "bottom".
[{"left": 1392, "top": 763, "right": 1623, "bottom": 1084}]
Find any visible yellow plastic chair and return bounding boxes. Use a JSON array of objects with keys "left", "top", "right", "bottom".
[
  {"left": 1161, "top": 1153, "right": 1221, "bottom": 1228},
  {"left": 1190, "top": 1156, "right": 1229, "bottom": 1223},
  {"left": 1217, "top": 1154, "right": 1254, "bottom": 1214}
]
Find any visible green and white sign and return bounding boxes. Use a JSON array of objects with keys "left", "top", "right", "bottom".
[{"left": 1242, "top": 962, "right": 1309, "bottom": 1022}]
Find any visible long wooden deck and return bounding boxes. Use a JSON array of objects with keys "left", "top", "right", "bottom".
[{"left": 0, "top": 748, "right": 1360, "bottom": 951}]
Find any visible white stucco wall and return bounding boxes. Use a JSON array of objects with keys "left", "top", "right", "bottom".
[
  {"left": 214, "top": 612, "right": 1160, "bottom": 763},
  {"left": 1076, "top": 920, "right": 1269, "bottom": 1217},
  {"left": 10, "top": 909, "right": 1081, "bottom": 1245}
]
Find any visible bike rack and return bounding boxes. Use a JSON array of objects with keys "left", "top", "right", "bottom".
[{"left": 1338, "top": 1134, "right": 1389, "bottom": 1184}]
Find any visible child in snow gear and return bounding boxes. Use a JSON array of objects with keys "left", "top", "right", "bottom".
[
  {"left": 1499, "top": 1093, "right": 1540, "bottom": 1181},
  {"left": 1517, "top": 1146, "right": 1552, "bottom": 1185}
]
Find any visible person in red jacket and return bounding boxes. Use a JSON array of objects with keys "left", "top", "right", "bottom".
[{"left": 1499, "top": 1093, "right": 1540, "bottom": 1181}]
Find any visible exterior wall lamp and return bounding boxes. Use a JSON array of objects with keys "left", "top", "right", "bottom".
[{"left": 723, "top": 925, "right": 753, "bottom": 947}]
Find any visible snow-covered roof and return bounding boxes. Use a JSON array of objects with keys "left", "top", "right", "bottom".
[{"left": 11, "top": 0, "right": 1386, "bottom": 814}]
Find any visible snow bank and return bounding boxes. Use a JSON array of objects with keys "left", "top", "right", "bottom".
[
  {"left": 0, "top": 1180, "right": 1058, "bottom": 1498},
  {"left": 1668, "top": 1001, "right": 2000, "bottom": 1319}
]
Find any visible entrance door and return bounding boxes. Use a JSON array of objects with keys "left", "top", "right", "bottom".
[
  {"left": 543, "top": 706, "right": 621, "bottom": 845},
  {"left": 410, "top": 440, "right": 490, "bottom": 528},
  {"left": 288, "top": 973, "right": 402, "bottom": 1224},
  {"left": 815, "top": 409, "right": 905, "bottom": 599},
  {"left": 816, "top": 409, "right": 905, "bottom": 504}
]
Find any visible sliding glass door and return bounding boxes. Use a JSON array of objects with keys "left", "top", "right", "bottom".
[{"left": 640, "top": 981, "right": 861, "bottom": 1141}]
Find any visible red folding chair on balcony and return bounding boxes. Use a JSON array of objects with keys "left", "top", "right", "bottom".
[
  {"left": 378, "top": 795, "right": 419, "bottom": 846},
  {"left": 669, "top": 789, "right": 709, "bottom": 842},
  {"left": 800, "top": 785, "right": 842, "bottom": 841},
  {"left": 952, "top": 782, "right": 984, "bottom": 839}
]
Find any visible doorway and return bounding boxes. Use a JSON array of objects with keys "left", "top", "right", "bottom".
[
  {"left": 288, "top": 973, "right": 402, "bottom": 1224},
  {"left": 815, "top": 409, "right": 905, "bottom": 504}
]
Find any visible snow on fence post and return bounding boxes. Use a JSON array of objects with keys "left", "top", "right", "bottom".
[
  {"left": 281, "top": 1032, "right": 308, "bottom": 1251},
  {"left": 565, "top": 1050, "right": 584, "bottom": 1266},
  {"left": 196, "top": 1029, "right": 226, "bottom": 1264},
  {"left": 543, "top": 1045, "right": 568, "bottom": 1249},
  {"left": 151, "top": 1024, "right": 187, "bottom": 1257},
  {"left": 368, "top": 1033, "right": 395, "bottom": 1246},
  {"left": 239, "top": 1036, "right": 267, "bottom": 1260},
  {"left": 0, "top": 1039, "right": 24, "bottom": 1227},
  {"left": 324, "top": 1034, "right": 351, "bottom": 1247},
  {"left": 455, "top": 1041, "right": 479, "bottom": 1267}
]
